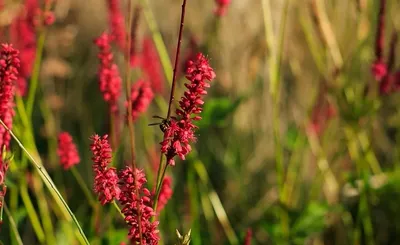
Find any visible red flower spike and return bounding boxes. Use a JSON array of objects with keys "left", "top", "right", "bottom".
[
  {"left": 10, "top": 0, "right": 38, "bottom": 96},
  {"left": 375, "top": 0, "right": 386, "bottom": 61},
  {"left": 371, "top": 60, "right": 387, "bottom": 81},
  {"left": 57, "top": 132, "right": 80, "bottom": 170},
  {"left": 94, "top": 33, "right": 123, "bottom": 113},
  {"left": 243, "top": 228, "right": 253, "bottom": 245},
  {"left": 125, "top": 79, "right": 154, "bottom": 122},
  {"left": 214, "top": 0, "right": 231, "bottom": 16},
  {"left": 0, "top": 44, "right": 20, "bottom": 150},
  {"left": 106, "top": 0, "right": 126, "bottom": 50},
  {"left": 90, "top": 134, "right": 121, "bottom": 205},
  {"left": 160, "top": 53, "right": 215, "bottom": 165},
  {"left": 118, "top": 166, "right": 160, "bottom": 245}
]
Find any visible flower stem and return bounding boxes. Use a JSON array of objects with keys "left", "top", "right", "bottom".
[
  {"left": 152, "top": 163, "right": 168, "bottom": 212},
  {"left": 166, "top": 0, "right": 188, "bottom": 119},
  {"left": 71, "top": 166, "right": 97, "bottom": 209},
  {"left": 26, "top": 31, "right": 46, "bottom": 117},
  {"left": 125, "top": 1, "right": 144, "bottom": 244},
  {"left": 153, "top": 0, "right": 188, "bottom": 216},
  {"left": 4, "top": 203, "right": 24, "bottom": 245},
  {"left": 112, "top": 200, "right": 125, "bottom": 219},
  {"left": 139, "top": 0, "right": 173, "bottom": 85}
]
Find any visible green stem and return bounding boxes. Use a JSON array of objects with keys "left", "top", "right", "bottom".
[
  {"left": 20, "top": 179, "right": 45, "bottom": 244},
  {"left": 112, "top": 200, "right": 125, "bottom": 219},
  {"left": 125, "top": 1, "right": 144, "bottom": 244},
  {"left": 26, "top": 31, "right": 47, "bottom": 117},
  {"left": 193, "top": 160, "right": 239, "bottom": 245},
  {"left": 71, "top": 167, "right": 97, "bottom": 209},
  {"left": 345, "top": 127, "right": 374, "bottom": 245},
  {"left": 263, "top": 0, "right": 292, "bottom": 241},
  {"left": 152, "top": 162, "right": 168, "bottom": 213},
  {"left": 139, "top": 0, "right": 173, "bottom": 84},
  {"left": 33, "top": 172, "right": 56, "bottom": 245},
  {"left": 4, "top": 203, "right": 24, "bottom": 245}
]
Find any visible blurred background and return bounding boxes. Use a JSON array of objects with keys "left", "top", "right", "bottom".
[{"left": 1, "top": 0, "right": 400, "bottom": 244}]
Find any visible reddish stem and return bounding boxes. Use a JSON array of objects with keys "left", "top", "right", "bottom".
[
  {"left": 166, "top": 0, "right": 188, "bottom": 119},
  {"left": 375, "top": 0, "right": 386, "bottom": 61}
]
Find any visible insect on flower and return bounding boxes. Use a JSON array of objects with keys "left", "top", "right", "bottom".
[{"left": 148, "top": 115, "right": 171, "bottom": 132}]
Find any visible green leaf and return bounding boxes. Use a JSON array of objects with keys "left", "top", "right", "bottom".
[
  {"left": 197, "top": 96, "right": 244, "bottom": 128},
  {"left": 291, "top": 202, "right": 329, "bottom": 239}
]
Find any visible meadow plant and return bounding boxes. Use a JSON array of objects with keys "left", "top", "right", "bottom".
[{"left": 57, "top": 132, "right": 80, "bottom": 170}]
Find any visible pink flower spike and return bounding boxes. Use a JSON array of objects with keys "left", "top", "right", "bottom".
[
  {"left": 57, "top": 132, "right": 80, "bottom": 170},
  {"left": 243, "top": 228, "right": 253, "bottom": 245},
  {"left": 160, "top": 53, "right": 215, "bottom": 165},
  {"left": 371, "top": 60, "right": 387, "bottom": 81},
  {"left": 118, "top": 166, "right": 160, "bottom": 244},
  {"left": 125, "top": 79, "right": 154, "bottom": 122},
  {"left": 90, "top": 134, "right": 121, "bottom": 205},
  {"left": 94, "top": 33, "right": 123, "bottom": 114},
  {"left": 0, "top": 44, "right": 20, "bottom": 150},
  {"left": 106, "top": 0, "right": 126, "bottom": 50},
  {"left": 214, "top": 0, "right": 231, "bottom": 16}
]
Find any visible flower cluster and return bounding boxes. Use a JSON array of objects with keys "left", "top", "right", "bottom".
[
  {"left": 125, "top": 79, "right": 154, "bottom": 122},
  {"left": 155, "top": 175, "right": 172, "bottom": 213},
  {"left": 160, "top": 53, "right": 215, "bottom": 165},
  {"left": 10, "top": 0, "right": 37, "bottom": 96},
  {"left": 118, "top": 167, "right": 160, "bottom": 245},
  {"left": 10, "top": 0, "right": 55, "bottom": 96},
  {"left": 57, "top": 132, "right": 80, "bottom": 170},
  {"left": 89, "top": 134, "right": 160, "bottom": 242},
  {"left": 106, "top": 0, "right": 126, "bottom": 50},
  {"left": 33, "top": 0, "right": 56, "bottom": 28},
  {"left": 214, "top": 0, "right": 231, "bottom": 16},
  {"left": 94, "top": 33, "right": 123, "bottom": 113},
  {"left": 0, "top": 44, "right": 20, "bottom": 149},
  {"left": 90, "top": 134, "right": 121, "bottom": 205},
  {"left": 371, "top": 0, "right": 400, "bottom": 94}
]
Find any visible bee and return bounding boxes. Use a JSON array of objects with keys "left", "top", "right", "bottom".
[{"left": 148, "top": 116, "right": 171, "bottom": 132}]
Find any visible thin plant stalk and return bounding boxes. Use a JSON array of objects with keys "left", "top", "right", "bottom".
[
  {"left": 125, "top": 1, "right": 144, "bottom": 243},
  {"left": 32, "top": 172, "right": 56, "bottom": 245},
  {"left": 345, "top": 127, "right": 375, "bottom": 245},
  {"left": 152, "top": 162, "right": 168, "bottom": 213},
  {"left": 112, "top": 200, "right": 125, "bottom": 219},
  {"left": 26, "top": 31, "right": 47, "bottom": 117},
  {"left": 262, "top": 0, "right": 292, "bottom": 241},
  {"left": 165, "top": 0, "right": 187, "bottom": 119},
  {"left": 153, "top": 0, "right": 188, "bottom": 210},
  {"left": 20, "top": 179, "right": 45, "bottom": 243},
  {"left": 0, "top": 119, "right": 90, "bottom": 245},
  {"left": 139, "top": 0, "right": 173, "bottom": 84},
  {"left": 71, "top": 167, "right": 97, "bottom": 209},
  {"left": 193, "top": 160, "right": 239, "bottom": 245},
  {"left": 4, "top": 203, "right": 24, "bottom": 245}
]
